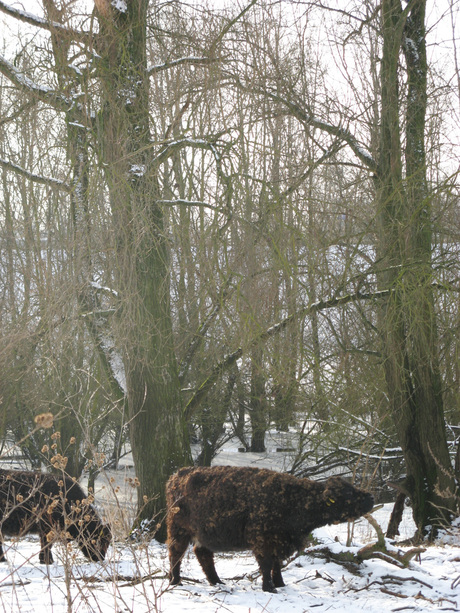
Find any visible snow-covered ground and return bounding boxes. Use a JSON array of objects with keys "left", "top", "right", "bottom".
[
  {"left": 0, "top": 440, "right": 459, "bottom": 612},
  {"left": 0, "top": 503, "right": 459, "bottom": 613}
]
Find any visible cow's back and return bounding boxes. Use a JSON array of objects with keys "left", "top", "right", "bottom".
[{"left": 166, "top": 466, "right": 302, "bottom": 552}]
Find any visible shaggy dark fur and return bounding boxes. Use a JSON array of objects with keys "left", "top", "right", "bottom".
[
  {"left": 0, "top": 469, "right": 111, "bottom": 564},
  {"left": 166, "top": 465, "right": 373, "bottom": 593}
]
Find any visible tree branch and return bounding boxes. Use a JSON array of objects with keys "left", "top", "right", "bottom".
[
  {"left": 0, "top": 157, "right": 71, "bottom": 192},
  {"left": 152, "top": 138, "right": 233, "bottom": 233},
  {"left": 226, "top": 73, "right": 378, "bottom": 173},
  {"left": 183, "top": 288, "right": 391, "bottom": 420},
  {"left": 0, "top": 55, "right": 71, "bottom": 111},
  {"left": 158, "top": 199, "right": 220, "bottom": 211},
  {"left": 0, "top": 1, "right": 90, "bottom": 42},
  {"left": 209, "top": 0, "right": 258, "bottom": 56},
  {"left": 146, "top": 1, "right": 257, "bottom": 79},
  {"left": 152, "top": 137, "right": 218, "bottom": 168},
  {"left": 147, "top": 56, "right": 217, "bottom": 76},
  {"left": 0, "top": 100, "right": 36, "bottom": 126},
  {"left": 179, "top": 275, "right": 236, "bottom": 384},
  {"left": 263, "top": 89, "right": 378, "bottom": 172}
]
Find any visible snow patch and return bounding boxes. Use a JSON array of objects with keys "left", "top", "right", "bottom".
[
  {"left": 111, "top": 0, "right": 128, "bottom": 12},
  {"left": 129, "top": 164, "right": 146, "bottom": 177}
]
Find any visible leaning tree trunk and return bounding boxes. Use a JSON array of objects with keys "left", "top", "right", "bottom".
[
  {"left": 94, "top": 0, "right": 191, "bottom": 538},
  {"left": 377, "top": 0, "right": 456, "bottom": 536},
  {"left": 43, "top": 0, "right": 127, "bottom": 479}
]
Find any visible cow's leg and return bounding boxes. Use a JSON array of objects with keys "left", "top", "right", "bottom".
[
  {"left": 271, "top": 559, "right": 285, "bottom": 588},
  {"left": 254, "top": 551, "right": 277, "bottom": 593},
  {"left": 168, "top": 528, "right": 191, "bottom": 586},
  {"left": 39, "top": 530, "right": 54, "bottom": 565},
  {"left": 193, "top": 545, "right": 223, "bottom": 585}
]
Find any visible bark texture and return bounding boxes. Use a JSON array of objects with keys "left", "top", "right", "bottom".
[{"left": 377, "top": 0, "right": 456, "bottom": 535}]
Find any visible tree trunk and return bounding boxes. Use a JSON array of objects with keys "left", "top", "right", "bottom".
[
  {"left": 377, "top": 0, "right": 456, "bottom": 536},
  {"left": 249, "top": 346, "right": 267, "bottom": 452},
  {"left": 94, "top": 0, "right": 191, "bottom": 539},
  {"left": 42, "top": 0, "right": 126, "bottom": 479}
]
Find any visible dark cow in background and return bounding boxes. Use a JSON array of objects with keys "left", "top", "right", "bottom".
[
  {"left": 166, "top": 465, "right": 373, "bottom": 593},
  {"left": 0, "top": 469, "right": 111, "bottom": 564}
]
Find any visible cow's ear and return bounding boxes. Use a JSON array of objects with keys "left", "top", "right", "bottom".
[{"left": 322, "top": 477, "right": 338, "bottom": 501}]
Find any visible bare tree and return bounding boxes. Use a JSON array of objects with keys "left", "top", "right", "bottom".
[{"left": 216, "top": 0, "right": 458, "bottom": 533}]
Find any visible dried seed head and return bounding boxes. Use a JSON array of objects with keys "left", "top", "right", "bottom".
[
  {"left": 46, "top": 530, "right": 56, "bottom": 543},
  {"left": 34, "top": 412, "right": 54, "bottom": 429}
]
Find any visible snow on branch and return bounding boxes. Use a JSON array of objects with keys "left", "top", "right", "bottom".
[
  {"left": 0, "top": 157, "right": 71, "bottom": 192},
  {"left": 147, "top": 56, "right": 217, "bottom": 75},
  {"left": 153, "top": 137, "right": 233, "bottom": 235},
  {"left": 0, "top": 1, "right": 90, "bottom": 42},
  {"left": 82, "top": 309, "right": 127, "bottom": 397},
  {"left": 82, "top": 283, "right": 125, "bottom": 397},
  {"left": 0, "top": 55, "right": 71, "bottom": 111},
  {"left": 98, "top": 331, "right": 127, "bottom": 395},
  {"left": 152, "top": 137, "right": 217, "bottom": 168},
  {"left": 90, "top": 281, "right": 119, "bottom": 298},
  {"left": 111, "top": 0, "right": 128, "bottom": 13}
]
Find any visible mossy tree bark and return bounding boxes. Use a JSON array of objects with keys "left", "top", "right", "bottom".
[
  {"left": 94, "top": 0, "right": 191, "bottom": 537},
  {"left": 376, "top": 0, "right": 456, "bottom": 535}
]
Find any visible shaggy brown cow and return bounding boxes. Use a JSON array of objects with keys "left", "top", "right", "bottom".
[
  {"left": 0, "top": 469, "right": 111, "bottom": 564},
  {"left": 166, "top": 465, "right": 373, "bottom": 593}
]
